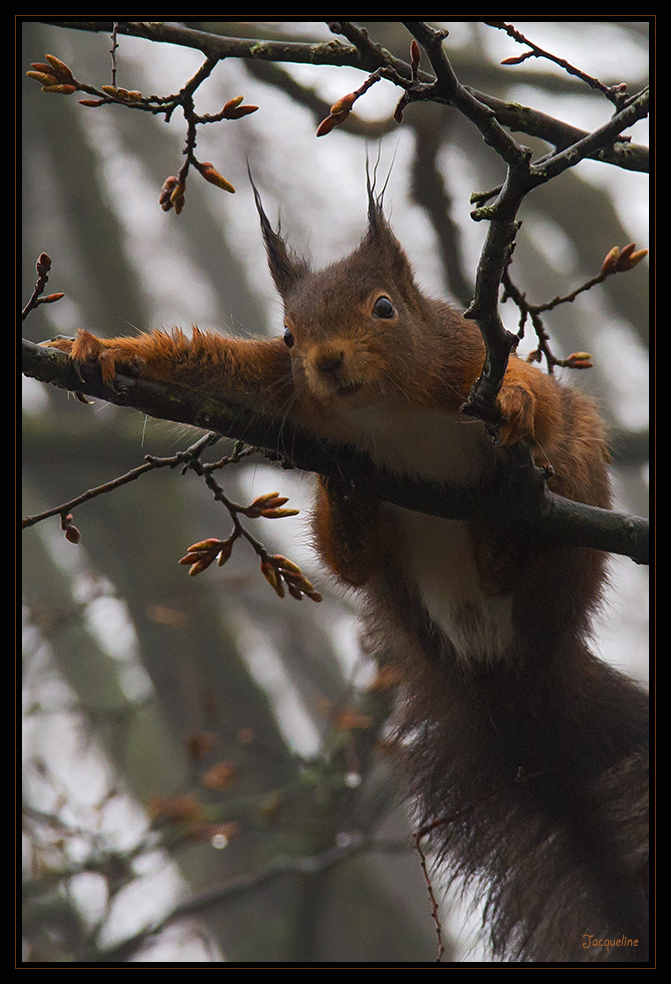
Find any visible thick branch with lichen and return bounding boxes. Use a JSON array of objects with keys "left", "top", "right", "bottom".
[{"left": 21, "top": 338, "right": 649, "bottom": 566}]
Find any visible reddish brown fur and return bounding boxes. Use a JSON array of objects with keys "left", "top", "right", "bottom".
[{"left": 44, "top": 185, "right": 648, "bottom": 962}]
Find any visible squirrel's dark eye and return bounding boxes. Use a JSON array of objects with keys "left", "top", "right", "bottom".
[
  {"left": 373, "top": 295, "right": 395, "bottom": 319},
  {"left": 284, "top": 327, "right": 294, "bottom": 348}
]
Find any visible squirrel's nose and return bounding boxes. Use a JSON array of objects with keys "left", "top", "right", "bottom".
[{"left": 315, "top": 350, "right": 344, "bottom": 375}]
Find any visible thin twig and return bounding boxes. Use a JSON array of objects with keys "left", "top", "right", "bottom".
[
  {"left": 502, "top": 241, "right": 648, "bottom": 371},
  {"left": 109, "top": 22, "right": 118, "bottom": 87},
  {"left": 21, "top": 253, "right": 64, "bottom": 321},
  {"left": 413, "top": 830, "right": 447, "bottom": 961},
  {"left": 485, "top": 21, "right": 631, "bottom": 109},
  {"left": 21, "top": 431, "right": 219, "bottom": 530}
]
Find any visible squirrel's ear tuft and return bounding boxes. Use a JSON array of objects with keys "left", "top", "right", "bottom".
[
  {"left": 365, "top": 147, "right": 396, "bottom": 239},
  {"left": 366, "top": 158, "right": 384, "bottom": 239},
  {"left": 248, "top": 164, "right": 309, "bottom": 298},
  {"left": 363, "top": 155, "right": 415, "bottom": 287}
]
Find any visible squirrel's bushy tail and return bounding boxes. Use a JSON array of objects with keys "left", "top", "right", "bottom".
[{"left": 370, "top": 593, "right": 649, "bottom": 962}]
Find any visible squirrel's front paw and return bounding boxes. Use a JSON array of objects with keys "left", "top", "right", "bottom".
[
  {"left": 496, "top": 384, "right": 536, "bottom": 447},
  {"left": 41, "top": 329, "right": 145, "bottom": 384},
  {"left": 41, "top": 334, "right": 76, "bottom": 353},
  {"left": 496, "top": 384, "right": 552, "bottom": 469}
]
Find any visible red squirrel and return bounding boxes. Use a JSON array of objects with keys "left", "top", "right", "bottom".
[{"left": 44, "top": 179, "right": 649, "bottom": 962}]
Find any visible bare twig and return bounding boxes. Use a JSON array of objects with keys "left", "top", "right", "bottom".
[
  {"left": 502, "top": 242, "right": 648, "bottom": 371},
  {"left": 485, "top": 20, "right": 632, "bottom": 108},
  {"left": 21, "top": 431, "right": 220, "bottom": 530},
  {"left": 27, "top": 47, "right": 256, "bottom": 213},
  {"left": 109, "top": 22, "right": 119, "bottom": 87},
  {"left": 404, "top": 21, "right": 533, "bottom": 170},
  {"left": 413, "top": 830, "right": 447, "bottom": 961},
  {"left": 21, "top": 253, "right": 64, "bottom": 321}
]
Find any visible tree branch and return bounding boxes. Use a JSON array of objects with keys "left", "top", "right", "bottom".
[
  {"left": 468, "top": 88, "right": 648, "bottom": 171},
  {"left": 42, "top": 20, "right": 369, "bottom": 70},
  {"left": 39, "top": 20, "right": 648, "bottom": 173},
  {"left": 530, "top": 89, "right": 650, "bottom": 184},
  {"left": 22, "top": 338, "right": 649, "bottom": 565}
]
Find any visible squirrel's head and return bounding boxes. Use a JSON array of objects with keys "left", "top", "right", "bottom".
[{"left": 250, "top": 170, "right": 434, "bottom": 408}]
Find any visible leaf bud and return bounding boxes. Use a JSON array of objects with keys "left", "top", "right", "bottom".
[
  {"left": 159, "top": 175, "right": 180, "bottom": 210},
  {"left": 41, "top": 84, "right": 77, "bottom": 94},
  {"left": 26, "top": 70, "right": 59, "bottom": 86},
  {"left": 410, "top": 39, "right": 421, "bottom": 73},
  {"left": 316, "top": 115, "right": 337, "bottom": 137},
  {"left": 223, "top": 95, "right": 245, "bottom": 113},
  {"left": 564, "top": 352, "right": 593, "bottom": 369},
  {"left": 169, "top": 182, "right": 186, "bottom": 204},
  {"left": 45, "top": 53, "right": 75, "bottom": 82},
  {"left": 201, "top": 168, "right": 236, "bottom": 193},
  {"left": 36, "top": 252, "right": 52, "bottom": 275},
  {"left": 227, "top": 104, "right": 258, "bottom": 119},
  {"left": 619, "top": 247, "right": 648, "bottom": 271},
  {"left": 330, "top": 91, "right": 357, "bottom": 116},
  {"left": 187, "top": 537, "right": 225, "bottom": 552},
  {"left": 317, "top": 110, "right": 349, "bottom": 136},
  {"left": 188, "top": 557, "right": 214, "bottom": 576},
  {"left": 600, "top": 245, "right": 620, "bottom": 275},
  {"left": 270, "top": 555, "right": 302, "bottom": 575},
  {"left": 261, "top": 560, "right": 285, "bottom": 597},
  {"left": 217, "top": 541, "right": 233, "bottom": 565}
]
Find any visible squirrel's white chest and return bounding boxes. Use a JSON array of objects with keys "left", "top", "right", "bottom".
[
  {"left": 394, "top": 510, "right": 514, "bottom": 663},
  {"left": 348, "top": 405, "right": 514, "bottom": 662}
]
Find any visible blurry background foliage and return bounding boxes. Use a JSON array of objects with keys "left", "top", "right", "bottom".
[{"left": 21, "top": 20, "right": 649, "bottom": 964}]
